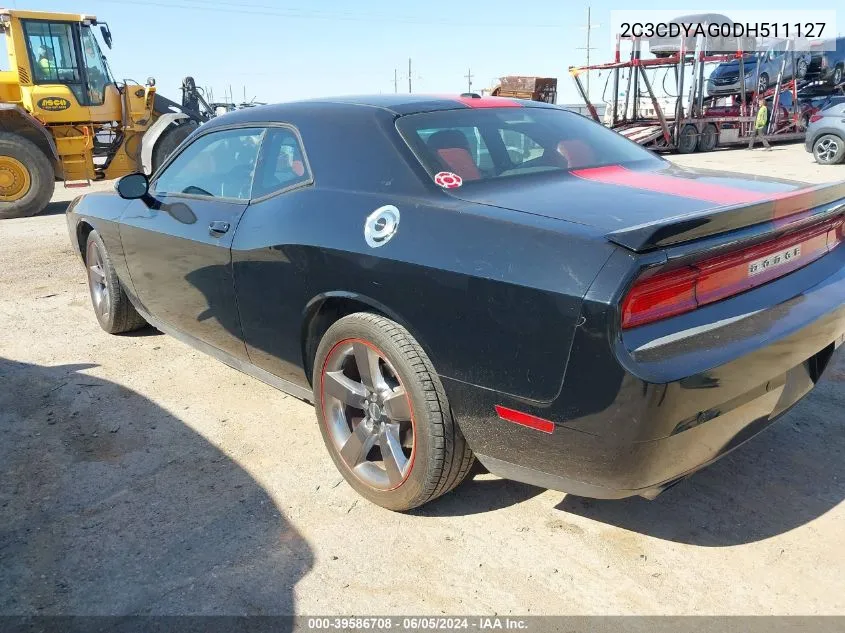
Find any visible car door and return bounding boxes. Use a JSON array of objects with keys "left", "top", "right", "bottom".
[{"left": 120, "top": 126, "right": 266, "bottom": 360}]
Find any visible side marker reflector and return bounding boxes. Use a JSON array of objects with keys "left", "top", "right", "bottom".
[{"left": 494, "top": 405, "right": 555, "bottom": 434}]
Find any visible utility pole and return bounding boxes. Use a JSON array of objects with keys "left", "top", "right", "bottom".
[
  {"left": 577, "top": 6, "right": 600, "bottom": 100},
  {"left": 394, "top": 68, "right": 398, "bottom": 93},
  {"left": 464, "top": 68, "right": 473, "bottom": 93},
  {"left": 408, "top": 58, "right": 412, "bottom": 93}
]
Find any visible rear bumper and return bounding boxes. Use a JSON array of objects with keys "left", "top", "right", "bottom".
[{"left": 445, "top": 248, "right": 845, "bottom": 499}]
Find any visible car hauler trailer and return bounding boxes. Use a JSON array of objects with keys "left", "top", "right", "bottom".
[{"left": 569, "top": 34, "right": 809, "bottom": 153}]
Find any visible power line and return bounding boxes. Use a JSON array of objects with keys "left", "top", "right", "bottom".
[{"left": 95, "top": 0, "right": 569, "bottom": 29}]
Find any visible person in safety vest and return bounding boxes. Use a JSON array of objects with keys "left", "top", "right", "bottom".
[{"left": 747, "top": 102, "right": 772, "bottom": 151}]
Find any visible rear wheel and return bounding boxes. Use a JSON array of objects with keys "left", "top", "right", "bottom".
[
  {"left": 677, "top": 124, "right": 699, "bottom": 154},
  {"left": 812, "top": 134, "right": 845, "bottom": 165},
  {"left": 796, "top": 58, "right": 808, "bottom": 79},
  {"left": 313, "top": 313, "right": 474, "bottom": 511},
  {"left": 698, "top": 124, "right": 718, "bottom": 152},
  {"left": 757, "top": 73, "right": 770, "bottom": 94},
  {"left": 0, "top": 132, "right": 55, "bottom": 220},
  {"left": 832, "top": 66, "right": 844, "bottom": 87},
  {"left": 85, "top": 230, "right": 147, "bottom": 334},
  {"left": 150, "top": 121, "right": 198, "bottom": 174}
]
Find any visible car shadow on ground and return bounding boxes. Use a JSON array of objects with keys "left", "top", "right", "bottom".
[
  {"left": 412, "top": 463, "right": 545, "bottom": 517},
  {"left": 0, "top": 357, "right": 312, "bottom": 616},
  {"left": 40, "top": 201, "right": 74, "bottom": 217},
  {"left": 556, "top": 353, "right": 845, "bottom": 547}
]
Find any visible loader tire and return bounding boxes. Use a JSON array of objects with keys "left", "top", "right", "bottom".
[
  {"left": 0, "top": 132, "right": 55, "bottom": 220},
  {"left": 151, "top": 122, "right": 198, "bottom": 174}
]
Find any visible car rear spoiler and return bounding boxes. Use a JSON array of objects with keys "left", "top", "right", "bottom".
[{"left": 606, "top": 181, "right": 845, "bottom": 252}]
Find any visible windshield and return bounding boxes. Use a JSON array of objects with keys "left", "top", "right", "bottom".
[
  {"left": 80, "top": 25, "right": 112, "bottom": 105},
  {"left": 397, "top": 107, "right": 660, "bottom": 185}
]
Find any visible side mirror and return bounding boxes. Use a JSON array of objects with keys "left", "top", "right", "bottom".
[
  {"left": 100, "top": 24, "right": 113, "bottom": 49},
  {"left": 116, "top": 173, "right": 148, "bottom": 199}
]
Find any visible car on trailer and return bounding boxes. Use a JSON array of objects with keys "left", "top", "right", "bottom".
[
  {"left": 66, "top": 95, "right": 845, "bottom": 510},
  {"left": 807, "top": 37, "right": 845, "bottom": 87},
  {"left": 706, "top": 45, "right": 811, "bottom": 97}
]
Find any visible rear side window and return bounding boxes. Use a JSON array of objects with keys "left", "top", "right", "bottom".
[
  {"left": 397, "top": 107, "right": 658, "bottom": 185},
  {"left": 251, "top": 127, "right": 311, "bottom": 198}
]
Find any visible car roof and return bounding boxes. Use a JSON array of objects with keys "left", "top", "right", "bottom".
[{"left": 204, "top": 94, "right": 559, "bottom": 123}]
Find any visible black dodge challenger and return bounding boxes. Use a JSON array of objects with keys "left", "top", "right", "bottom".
[{"left": 66, "top": 94, "right": 845, "bottom": 511}]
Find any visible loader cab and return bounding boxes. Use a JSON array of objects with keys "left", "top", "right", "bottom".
[{"left": 21, "top": 18, "right": 114, "bottom": 107}]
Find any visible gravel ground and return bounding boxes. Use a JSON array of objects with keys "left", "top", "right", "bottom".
[{"left": 0, "top": 143, "right": 843, "bottom": 616}]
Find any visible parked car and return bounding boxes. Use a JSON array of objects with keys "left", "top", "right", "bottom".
[
  {"left": 66, "top": 95, "right": 845, "bottom": 511},
  {"left": 707, "top": 44, "right": 811, "bottom": 96},
  {"left": 805, "top": 100, "right": 845, "bottom": 164},
  {"left": 649, "top": 13, "right": 754, "bottom": 58},
  {"left": 798, "top": 94, "right": 845, "bottom": 129},
  {"left": 807, "top": 37, "right": 845, "bottom": 86}
]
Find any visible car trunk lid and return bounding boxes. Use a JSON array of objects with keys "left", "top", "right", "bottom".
[{"left": 450, "top": 162, "right": 839, "bottom": 251}]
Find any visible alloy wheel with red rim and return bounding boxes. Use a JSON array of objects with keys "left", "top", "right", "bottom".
[{"left": 320, "top": 338, "right": 416, "bottom": 491}]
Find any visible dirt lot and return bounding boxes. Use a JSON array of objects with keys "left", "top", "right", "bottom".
[{"left": 1, "top": 143, "right": 843, "bottom": 616}]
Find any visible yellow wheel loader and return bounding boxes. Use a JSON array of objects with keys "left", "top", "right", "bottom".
[{"left": 0, "top": 8, "right": 205, "bottom": 219}]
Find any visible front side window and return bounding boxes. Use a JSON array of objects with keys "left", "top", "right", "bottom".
[
  {"left": 153, "top": 127, "right": 265, "bottom": 201},
  {"left": 25, "top": 21, "right": 80, "bottom": 84},
  {"left": 397, "top": 107, "right": 659, "bottom": 185},
  {"left": 251, "top": 127, "right": 311, "bottom": 198}
]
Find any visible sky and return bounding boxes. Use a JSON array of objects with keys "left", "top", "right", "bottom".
[{"left": 10, "top": 0, "right": 845, "bottom": 106}]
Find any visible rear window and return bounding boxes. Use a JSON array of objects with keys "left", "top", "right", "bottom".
[{"left": 396, "top": 107, "right": 659, "bottom": 186}]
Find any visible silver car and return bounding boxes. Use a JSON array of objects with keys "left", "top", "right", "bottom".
[
  {"left": 707, "top": 43, "right": 811, "bottom": 96},
  {"left": 649, "top": 13, "right": 754, "bottom": 57},
  {"left": 805, "top": 101, "right": 845, "bottom": 164}
]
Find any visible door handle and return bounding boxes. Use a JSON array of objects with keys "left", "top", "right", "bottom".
[{"left": 208, "top": 221, "right": 230, "bottom": 237}]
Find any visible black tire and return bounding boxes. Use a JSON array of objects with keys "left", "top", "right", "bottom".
[
  {"left": 699, "top": 123, "right": 718, "bottom": 152},
  {"left": 796, "top": 58, "right": 808, "bottom": 79},
  {"left": 313, "top": 312, "right": 475, "bottom": 511},
  {"left": 832, "top": 66, "right": 844, "bottom": 87},
  {"left": 150, "top": 121, "right": 198, "bottom": 174},
  {"left": 812, "top": 134, "right": 845, "bottom": 165},
  {"left": 757, "top": 73, "right": 769, "bottom": 94},
  {"left": 677, "top": 124, "right": 699, "bottom": 154},
  {"left": 85, "top": 230, "right": 147, "bottom": 334},
  {"left": 0, "top": 132, "right": 55, "bottom": 220},
  {"left": 798, "top": 113, "right": 810, "bottom": 132}
]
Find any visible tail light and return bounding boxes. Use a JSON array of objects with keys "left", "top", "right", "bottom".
[
  {"left": 621, "top": 217, "right": 844, "bottom": 329},
  {"left": 810, "top": 114, "right": 823, "bottom": 123}
]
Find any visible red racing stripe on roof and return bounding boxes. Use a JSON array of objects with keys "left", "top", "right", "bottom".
[
  {"left": 455, "top": 96, "right": 522, "bottom": 108},
  {"left": 570, "top": 165, "right": 770, "bottom": 205}
]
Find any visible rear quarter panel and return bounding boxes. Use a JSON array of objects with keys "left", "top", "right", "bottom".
[{"left": 231, "top": 188, "right": 616, "bottom": 403}]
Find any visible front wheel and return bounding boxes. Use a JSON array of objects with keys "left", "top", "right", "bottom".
[
  {"left": 796, "top": 58, "right": 808, "bottom": 79},
  {"left": 313, "top": 313, "right": 475, "bottom": 511},
  {"left": 813, "top": 134, "right": 845, "bottom": 165},
  {"left": 757, "top": 73, "right": 770, "bottom": 94},
  {"left": 0, "top": 132, "right": 55, "bottom": 220},
  {"left": 832, "top": 66, "right": 844, "bottom": 87},
  {"left": 85, "top": 230, "right": 147, "bottom": 333}
]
